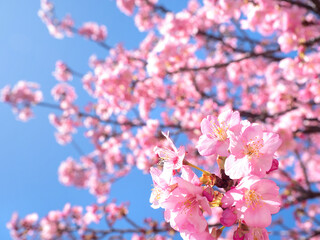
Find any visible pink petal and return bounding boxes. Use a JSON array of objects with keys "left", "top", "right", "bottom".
[
  {"left": 196, "top": 135, "right": 219, "bottom": 156},
  {"left": 176, "top": 178, "right": 202, "bottom": 195},
  {"left": 181, "top": 166, "right": 201, "bottom": 185},
  {"left": 250, "top": 154, "right": 273, "bottom": 177},
  {"left": 218, "top": 109, "right": 233, "bottom": 123},
  {"left": 201, "top": 115, "right": 218, "bottom": 135},
  {"left": 242, "top": 124, "right": 263, "bottom": 142},
  {"left": 218, "top": 110, "right": 240, "bottom": 128},
  {"left": 221, "top": 188, "right": 243, "bottom": 208},
  {"left": 215, "top": 140, "right": 230, "bottom": 156},
  {"left": 252, "top": 179, "right": 279, "bottom": 196},
  {"left": 198, "top": 196, "right": 212, "bottom": 215},
  {"left": 225, "top": 155, "right": 250, "bottom": 179},
  {"left": 260, "top": 132, "right": 282, "bottom": 155},
  {"left": 261, "top": 198, "right": 281, "bottom": 214},
  {"left": 244, "top": 206, "right": 271, "bottom": 228},
  {"left": 228, "top": 130, "right": 245, "bottom": 156}
]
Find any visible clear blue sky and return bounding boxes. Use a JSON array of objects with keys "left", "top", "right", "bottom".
[{"left": 0, "top": 0, "right": 173, "bottom": 238}]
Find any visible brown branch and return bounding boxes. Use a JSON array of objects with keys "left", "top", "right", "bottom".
[
  {"left": 144, "top": 0, "right": 170, "bottom": 14},
  {"left": 294, "top": 149, "right": 311, "bottom": 190},
  {"left": 276, "top": 0, "right": 318, "bottom": 13},
  {"left": 168, "top": 48, "right": 281, "bottom": 74},
  {"left": 301, "top": 35, "right": 320, "bottom": 48}
]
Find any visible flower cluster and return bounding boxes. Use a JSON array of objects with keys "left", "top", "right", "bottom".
[
  {"left": 150, "top": 110, "right": 282, "bottom": 239},
  {"left": 4, "top": 0, "right": 320, "bottom": 238},
  {"left": 7, "top": 202, "right": 131, "bottom": 240},
  {"left": 52, "top": 60, "right": 73, "bottom": 82},
  {"left": 38, "top": 0, "right": 74, "bottom": 39},
  {"left": 78, "top": 22, "right": 107, "bottom": 42},
  {"left": 1, "top": 81, "right": 43, "bottom": 121}
]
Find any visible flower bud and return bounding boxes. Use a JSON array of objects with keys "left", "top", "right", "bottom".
[
  {"left": 220, "top": 208, "right": 237, "bottom": 227},
  {"left": 266, "top": 159, "right": 279, "bottom": 174},
  {"left": 202, "top": 187, "right": 214, "bottom": 202}
]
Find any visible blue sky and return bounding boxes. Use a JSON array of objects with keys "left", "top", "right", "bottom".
[{"left": 0, "top": 0, "right": 167, "bottom": 239}]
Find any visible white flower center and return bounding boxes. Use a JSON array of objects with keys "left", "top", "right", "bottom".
[{"left": 151, "top": 187, "right": 162, "bottom": 201}]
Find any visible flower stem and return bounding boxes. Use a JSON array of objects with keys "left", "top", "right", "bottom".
[{"left": 183, "top": 160, "right": 211, "bottom": 175}]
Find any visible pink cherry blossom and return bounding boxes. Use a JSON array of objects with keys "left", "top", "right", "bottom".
[
  {"left": 154, "top": 131, "right": 185, "bottom": 170},
  {"left": 244, "top": 227, "right": 269, "bottom": 240},
  {"left": 117, "top": 0, "right": 135, "bottom": 16},
  {"left": 222, "top": 175, "right": 281, "bottom": 228},
  {"left": 225, "top": 123, "right": 282, "bottom": 179},
  {"left": 149, "top": 166, "right": 176, "bottom": 209},
  {"left": 105, "top": 202, "right": 128, "bottom": 224},
  {"left": 60, "top": 14, "right": 74, "bottom": 37},
  {"left": 78, "top": 22, "right": 107, "bottom": 42},
  {"left": 196, "top": 110, "right": 240, "bottom": 157},
  {"left": 220, "top": 208, "right": 237, "bottom": 227},
  {"left": 58, "top": 157, "right": 88, "bottom": 187},
  {"left": 1, "top": 81, "right": 43, "bottom": 121},
  {"left": 52, "top": 60, "right": 72, "bottom": 82},
  {"left": 6, "top": 0, "right": 320, "bottom": 238},
  {"left": 83, "top": 205, "right": 101, "bottom": 225},
  {"left": 51, "top": 83, "right": 77, "bottom": 110},
  {"left": 162, "top": 176, "right": 211, "bottom": 234},
  {"left": 180, "top": 231, "right": 216, "bottom": 240}
]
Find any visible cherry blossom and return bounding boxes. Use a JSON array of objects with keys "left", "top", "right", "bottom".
[
  {"left": 225, "top": 123, "right": 282, "bottom": 179},
  {"left": 196, "top": 110, "right": 240, "bottom": 157},
  {"left": 154, "top": 131, "right": 185, "bottom": 170},
  {"left": 78, "top": 22, "right": 107, "bottom": 42},
  {"left": 222, "top": 175, "right": 281, "bottom": 228},
  {"left": 4, "top": 0, "right": 320, "bottom": 239},
  {"left": 52, "top": 60, "right": 73, "bottom": 82},
  {"left": 1, "top": 81, "right": 43, "bottom": 121}
]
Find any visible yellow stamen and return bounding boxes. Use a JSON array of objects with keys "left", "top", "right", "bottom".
[
  {"left": 244, "top": 138, "right": 264, "bottom": 159},
  {"left": 209, "top": 120, "right": 228, "bottom": 141},
  {"left": 245, "top": 189, "right": 263, "bottom": 209}
]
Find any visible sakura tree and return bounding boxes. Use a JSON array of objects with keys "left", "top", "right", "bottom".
[{"left": 3, "top": 0, "right": 320, "bottom": 239}]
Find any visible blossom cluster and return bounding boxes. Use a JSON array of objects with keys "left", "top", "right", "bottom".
[
  {"left": 1, "top": 81, "right": 43, "bottom": 121},
  {"left": 7, "top": 201, "right": 175, "bottom": 240},
  {"left": 52, "top": 60, "right": 72, "bottom": 82},
  {"left": 3, "top": 0, "right": 320, "bottom": 239},
  {"left": 39, "top": 0, "right": 108, "bottom": 42},
  {"left": 38, "top": 0, "right": 74, "bottom": 39},
  {"left": 151, "top": 110, "right": 282, "bottom": 239},
  {"left": 6, "top": 202, "right": 136, "bottom": 240},
  {"left": 78, "top": 22, "right": 107, "bottom": 42}
]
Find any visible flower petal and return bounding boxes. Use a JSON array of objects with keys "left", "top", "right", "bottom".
[{"left": 244, "top": 206, "right": 271, "bottom": 228}]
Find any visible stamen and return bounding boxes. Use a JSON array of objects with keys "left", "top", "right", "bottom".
[
  {"left": 151, "top": 187, "right": 162, "bottom": 201},
  {"left": 245, "top": 190, "right": 263, "bottom": 209},
  {"left": 155, "top": 148, "right": 177, "bottom": 164},
  {"left": 252, "top": 228, "right": 264, "bottom": 240},
  {"left": 151, "top": 183, "right": 178, "bottom": 201},
  {"left": 180, "top": 197, "right": 197, "bottom": 214},
  {"left": 209, "top": 120, "right": 228, "bottom": 141},
  {"left": 244, "top": 137, "right": 264, "bottom": 159}
]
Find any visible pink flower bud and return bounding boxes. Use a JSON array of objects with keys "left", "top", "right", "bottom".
[
  {"left": 266, "top": 159, "right": 279, "bottom": 174},
  {"left": 202, "top": 186, "right": 214, "bottom": 202},
  {"left": 220, "top": 208, "right": 237, "bottom": 227},
  {"left": 233, "top": 229, "right": 245, "bottom": 240}
]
